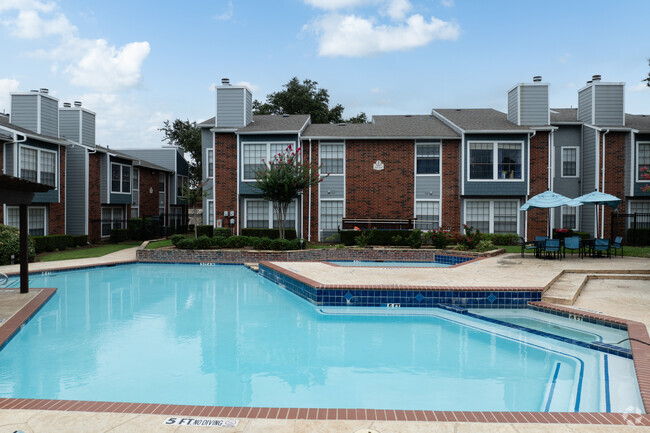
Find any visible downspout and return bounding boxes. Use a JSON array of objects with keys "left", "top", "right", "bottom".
[
  {"left": 600, "top": 129, "right": 609, "bottom": 238},
  {"left": 524, "top": 130, "right": 536, "bottom": 240},
  {"left": 308, "top": 138, "right": 312, "bottom": 242},
  {"left": 548, "top": 129, "right": 554, "bottom": 233}
]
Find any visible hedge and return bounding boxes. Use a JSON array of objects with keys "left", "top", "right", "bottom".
[
  {"left": 72, "top": 235, "right": 88, "bottom": 247},
  {"left": 552, "top": 229, "right": 591, "bottom": 241},
  {"left": 0, "top": 225, "right": 35, "bottom": 265},
  {"left": 627, "top": 228, "right": 650, "bottom": 246},
  {"left": 482, "top": 233, "right": 520, "bottom": 246},
  {"left": 32, "top": 234, "right": 76, "bottom": 253},
  {"left": 214, "top": 228, "right": 232, "bottom": 237},
  {"left": 339, "top": 229, "right": 414, "bottom": 246},
  {"left": 241, "top": 228, "right": 297, "bottom": 240},
  {"left": 110, "top": 228, "right": 130, "bottom": 243},
  {"left": 196, "top": 225, "right": 214, "bottom": 238}
]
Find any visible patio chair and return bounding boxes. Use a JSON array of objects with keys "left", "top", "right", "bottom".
[
  {"left": 543, "top": 239, "right": 561, "bottom": 260},
  {"left": 534, "top": 236, "right": 548, "bottom": 258},
  {"left": 611, "top": 236, "right": 624, "bottom": 257},
  {"left": 593, "top": 238, "right": 611, "bottom": 259},
  {"left": 563, "top": 236, "right": 582, "bottom": 258},
  {"left": 520, "top": 237, "right": 537, "bottom": 258}
]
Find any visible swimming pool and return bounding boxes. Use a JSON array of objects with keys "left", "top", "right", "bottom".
[{"left": 0, "top": 264, "right": 643, "bottom": 412}]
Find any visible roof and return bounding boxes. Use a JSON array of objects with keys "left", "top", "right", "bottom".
[
  {"left": 198, "top": 117, "right": 215, "bottom": 128},
  {"left": 94, "top": 145, "right": 173, "bottom": 172},
  {"left": 0, "top": 173, "right": 53, "bottom": 193},
  {"left": 303, "top": 115, "right": 459, "bottom": 138},
  {"left": 626, "top": 114, "right": 650, "bottom": 134},
  {"left": 236, "top": 114, "right": 310, "bottom": 134},
  {"left": 550, "top": 108, "right": 579, "bottom": 124},
  {"left": 0, "top": 114, "right": 70, "bottom": 146},
  {"left": 433, "top": 108, "right": 532, "bottom": 132}
]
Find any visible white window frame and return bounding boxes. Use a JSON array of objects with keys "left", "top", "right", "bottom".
[
  {"left": 414, "top": 199, "right": 440, "bottom": 230},
  {"left": 243, "top": 198, "right": 299, "bottom": 230},
  {"left": 241, "top": 141, "right": 295, "bottom": 182},
  {"left": 637, "top": 141, "right": 650, "bottom": 182},
  {"left": 560, "top": 206, "right": 579, "bottom": 231},
  {"left": 206, "top": 199, "right": 214, "bottom": 226},
  {"left": 19, "top": 144, "right": 58, "bottom": 188},
  {"left": 319, "top": 141, "right": 345, "bottom": 176},
  {"left": 101, "top": 206, "right": 124, "bottom": 238},
  {"left": 467, "top": 141, "right": 524, "bottom": 181},
  {"left": 415, "top": 142, "right": 441, "bottom": 176},
  {"left": 206, "top": 148, "right": 214, "bottom": 179},
  {"left": 319, "top": 198, "right": 344, "bottom": 241},
  {"left": 561, "top": 146, "right": 579, "bottom": 178},
  {"left": 177, "top": 175, "right": 188, "bottom": 198},
  {"left": 463, "top": 199, "right": 520, "bottom": 234},
  {"left": 131, "top": 167, "right": 139, "bottom": 218},
  {"left": 110, "top": 162, "right": 131, "bottom": 194},
  {"left": 5, "top": 205, "right": 48, "bottom": 236}
]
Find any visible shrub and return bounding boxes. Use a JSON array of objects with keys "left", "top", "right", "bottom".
[
  {"left": 552, "top": 229, "right": 590, "bottom": 241},
  {"left": 476, "top": 239, "right": 495, "bottom": 252},
  {"left": 196, "top": 225, "right": 214, "bottom": 238},
  {"left": 408, "top": 229, "right": 423, "bottom": 249},
  {"left": 110, "top": 228, "right": 130, "bottom": 243},
  {"left": 355, "top": 229, "right": 375, "bottom": 247},
  {"left": 175, "top": 237, "right": 195, "bottom": 249},
  {"left": 340, "top": 229, "right": 414, "bottom": 246},
  {"left": 170, "top": 234, "right": 186, "bottom": 246},
  {"left": 483, "top": 233, "right": 519, "bottom": 246},
  {"left": 0, "top": 225, "right": 35, "bottom": 265},
  {"left": 289, "top": 239, "right": 301, "bottom": 250},
  {"left": 241, "top": 228, "right": 297, "bottom": 240},
  {"left": 425, "top": 229, "right": 453, "bottom": 249},
  {"left": 31, "top": 236, "right": 48, "bottom": 254},
  {"left": 271, "top": 238, "right": 294, "bottom": 250},
  {"left": 460, "top": 224, "right": 482, "bottom": 250},
  {"left": 211, "top": 235, "right": 228, "bottom": 248},
  {"left": 253, "top": 237, "right": 273, "bottom": 250},
  {"left": 225, "top": 235, "right": 248, "bottom": 248},
  {"left": 72, "top": 235, "right": 88, "bottom": 247},
  {"left": 195, "top": 235, "right": 212, "bottom": 249},
  {"left": 214, "top": 228, "right": 232, "bottom": 237}
]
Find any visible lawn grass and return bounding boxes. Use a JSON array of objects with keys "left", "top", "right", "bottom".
[
  {"left": 37, "top": 241, "right": 142, "bottom": 262},
  {"left": 145, "top": 239, "right": 173, "bottom": 249},
  {"left": 498, "top": 244, "right": 650, "bottom": 258}
]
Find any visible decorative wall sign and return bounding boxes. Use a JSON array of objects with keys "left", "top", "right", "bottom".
[{"left": 373, "top": 160, "right": 384, "bottom": 171}]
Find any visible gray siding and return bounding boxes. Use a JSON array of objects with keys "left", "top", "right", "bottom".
[
  {"left": 216, "top": 87, "right": 246, "bottom": 128},
  {"left": 82, "top": 111, "right": 96, "bottom": 147},
  {"left": 4, "top": 143, "right": 14, "bottom": 176},
  {"left": 416, "top": 175, "right": 441, "bottom": 199},
  {"left": 578, "top": 87, "right": 593, "bottom": 123},
  {"left": 59, "top": 110, "right": 80, "bottom": 142},
  {"left": 320, "top": 176, "right": 344, "bottom": 199},
  {"left": 66, "top": 146, "right": 88, "bottom": 234},
  {"left": 245, "top": 90, "right": 253, "bottom": 126},
  {"left": 519, "top": 85, "right": 548, "bottom": 126},
  {"left": 507, "top": 88, "right": 518, "bottom": 124},
  {"left": 119, "top": 148, "right": 175, "bottom": 171},
  {"left": 553, "top": 126, "right": 581, "bottom": 199},
  {"left": 580, "top": 127, "right": 597, "bottom": 235},
  {"left": 40, "top": 96, "right": 59, "bottom": 137},
  {"left": 100, "top": 153, "right": 107, "bottom": 203},
  {"left": 10, "top": 94, "right": 38, "bottom": 132},
  {"left": 594, "top": 85, "right": 624, "bottom": 126},
  {"left": 21, "top": 139, "right": 59, "bottom": 203}
]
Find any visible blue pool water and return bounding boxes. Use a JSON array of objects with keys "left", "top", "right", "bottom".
[
  {"left": 328, "top": 260, "right": 450, "bottom": 267},
  {"left": 0, "top": 264, "right": 643, "bottom": 412}
]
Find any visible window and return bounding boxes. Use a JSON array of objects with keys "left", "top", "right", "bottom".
[
  {"left": 206, "top": 149, "right": 214, "bottom": 178},
  {"left": 177, "top": 175, "right": 188, "bottom": 197},
  {"left": 465, "top": 200, "right": 519, "bottom": 234},
  {"left": 159, "top": 174, "right": 166, "bottom": 215},
  {"left": 320, "top": 143, "right": 344, "bottom": 175},
  {"left": 131, "top": 168, "right": 139, "bottom": 218},
  {"left": 245, "top": 200, "right": 269, "bottom": 228},
  {"left": 242, "top": 142, "right": 297, "bottom": 181},
  {"left": 416, "top": 143, "right": 440, "bottom": 174},
  {"left": 111, "top": 163, "right": 131, "bottom": 193},
  {"left": 468, "top": 142, "right": 522, "bottom": 180},
  {"left": 561, "top": 206, "right": 578, "bottom": 230},
  {"left": 320, "top": 200, "right": 343, "bottom": 240},
  {"left": 206, "top": 200, "right": 214, "bottom": 225},
  {"left": 415, "top": 201, "right": 439, "bottom": 230},
  {"left": 19, "top": 146, "right": 57, "bottom": 187},
  {"left": 638, "top": 142, "right": 650, "bottom": 181},
  {"left": 561, "top": 147, "right": 578, "bottom": 177},
  {"left": 6, "top": 206, "right": 46, "bottom": 236},
  {"left": 273, "top": 201, "right": 297, "bottom": 230},
  {"left": 629, "top": 201, "right": 650, "bottom": 229},
  {"left": 101, "top": 207, "right": 123, "bottom": 237}
]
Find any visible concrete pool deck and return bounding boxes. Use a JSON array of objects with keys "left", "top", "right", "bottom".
[{"left": 0, "top": 252, "right": 649, "bottom": 432}]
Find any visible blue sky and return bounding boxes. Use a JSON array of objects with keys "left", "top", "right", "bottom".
[{"left": 1, "top": 0, "right": 648, "bottom": 148}]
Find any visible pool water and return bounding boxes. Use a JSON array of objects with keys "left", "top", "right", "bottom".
[{"left": 0, "top": 264, "right": 643, "bottom": 412}]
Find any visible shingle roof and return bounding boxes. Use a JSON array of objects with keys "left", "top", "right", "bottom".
[
  {"left": 433, "top": 108, "right": 531, "bottom": 132},
  {"left": 303, "top": 115, "right": 459, "bottom": 138},
  {"left": 626, "top": 114, "right": 650, "bottom": 133},
  {"left": 550, "top": 108, "right": 579, "bottom": 123},
  {"left": 198, "top": 117, "right": 215, "bottom": 128},
  {"left": 237, "top": 114, "right": 310, "bottom": 133},
  {"left": 95, "top": 144, "right": 173, "bottom": 172},
  {"left": 0, "top": 114, "right": 69, "bottom": 145}
]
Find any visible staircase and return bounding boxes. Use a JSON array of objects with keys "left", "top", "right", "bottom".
[{"left": 542, "top": 270, "right": 650, "bottom": 305}]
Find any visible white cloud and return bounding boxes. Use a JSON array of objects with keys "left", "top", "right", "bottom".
[
  {"left": 370, "top": 87, "right": 382, "bottom": 93},
  {"left": 630, "top": 82, "right": 649, "bottom": 92},
  {"left": 312, "top": 13, "right": 460, "bottom": 57},
  {"left": 441, "top": 0, "right": 454, "bottom": 7},
  {"left": 0, "top": 78, "right": 20, "bottom": 112},
  {"left": 304, "top": 0, "right": 369, "bottom": 10},
  {"left": 557, "top": 52, "right": 570, "bottom": 64},
  {"left": 235, "top": 81, "right": 259, "bottom": 92},
  {"left": 1, "top": 1, "right": 150, "bottom": 92},
  {"left": 381, "top": 0, "right": 411, "bottom": 20},
  {"left": 214, "top": 0, "right": 233, "bottom": 20}
]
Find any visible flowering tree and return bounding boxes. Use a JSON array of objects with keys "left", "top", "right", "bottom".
[
  {"left": 182, "top": 179, "right": 211, "bottom": 238},
  {"left": 252, "top": 144, "right": 327, "bottom": 239},
  {"left": 641, "top": 167, "right": 650, "bottom": 192}
]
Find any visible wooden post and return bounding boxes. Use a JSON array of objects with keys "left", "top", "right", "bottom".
[{"left": 19, "top": 203, "right": 29, "bottom": 294}]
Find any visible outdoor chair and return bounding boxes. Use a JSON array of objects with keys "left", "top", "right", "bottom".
[
  {"left": 534, "top": 236, "right": 548, "bottom": 258},
  {"left": 592, "top": 238, "right": 611, "bottom": 259},
  {"left": 543, "top": 239, "right": 561, "bottom": 260},
  {"left": 563, "top": 236, "right": 582, "bottom": 258},
  {"left": 520, "top": 237, "right": 537, "bottom": 258},
  {"left": 611, "top": 236, "right": 624, "bottom": 257}
]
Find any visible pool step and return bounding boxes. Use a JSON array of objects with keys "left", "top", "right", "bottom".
[
  {"left": 244, "top": 263, "right": 259, "bottom": 272},
  {"left": 542, "top": 273, "right": 587, "bottom": 305}
]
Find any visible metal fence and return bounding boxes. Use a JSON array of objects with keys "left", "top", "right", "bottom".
[
  {"left": 90, "top": 212, "right": 189, "bottom": 240},
  {"left": 611, "top": 213, "right": 650, "bottom": 245}
]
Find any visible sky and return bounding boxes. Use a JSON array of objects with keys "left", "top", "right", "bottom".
[{"left": 0, "top": 0, "right": 649, "bottom": 149}]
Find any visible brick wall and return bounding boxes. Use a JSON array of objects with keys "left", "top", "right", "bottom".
[
  {"left": 441, "top": 139, "right": 461, "bottom": 230},
  {"left": 345, "top": 139, "right": 414, "bottom": 219},
  {"left": 526, "top": 132, "right": 550, "bottom": 238},
  {"left": 48, "top": 146, "right": 65, "bottom": 235},
  {"left": 602, "top": 131, "right": 627, "bottom": 238},
  {"left": 139, "top": 168, "right": 160, "bottom": 217},
  {"left": 88, "top": 152, "right": 102, "bottom": 242},
  {"left": 214, "top": 133, "right": 238, "bottom": 232}
]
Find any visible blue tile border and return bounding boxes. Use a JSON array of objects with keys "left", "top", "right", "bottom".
[{"left": 527, "top": 304, "right": 628, "bottom": 331}]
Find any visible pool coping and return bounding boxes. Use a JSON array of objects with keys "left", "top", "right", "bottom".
[{"left": 0, "top": 263, "right": 649, "bottom": 425}]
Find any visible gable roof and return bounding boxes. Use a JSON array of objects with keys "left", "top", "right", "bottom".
[
  {"left": 0, "top": 114, "right": 70, "bottom": 146},
  {"left": 303, "top": 115, "right": 459, "bottom": 139},
  {"left": 433, "top": 108, "right": 531, "bottom": 132},
  {"left": 550, "top": 108, "right": 579, "bottom": 124},
  {"left": 236, "top": 114, "right": 310, "bottom": 134},
  {"left": 626, "top": 114, "right": 650, "bottom": 133}
]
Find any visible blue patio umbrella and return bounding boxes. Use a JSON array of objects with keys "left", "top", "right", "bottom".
[
  {"left": 567, "top": 190, "right": 621, "bottom": 238},
  {"left": 519, "top": 190, "right": 573, "bottom": 211}
]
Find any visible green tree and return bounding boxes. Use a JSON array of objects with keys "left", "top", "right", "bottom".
[
  {"left": 252, "top": 144, "right": 327, "bottom": 239},
  {"left": 253, "top": 77, "right": 366, "bottom": 124},
  {"left": 159, "top": 119, "right": 202, "bottom": 183},
  {"left": 182, "top": 179, "right": 212, "bottom": 238},
  {"left": 644, "top": 58, "right": 650, "bottom": 87}
]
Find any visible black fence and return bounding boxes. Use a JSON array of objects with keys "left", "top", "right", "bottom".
[
  {"left": 611, "top": 213, "right": 650, "bottom": 246},
  {"left": 90, "top": 212, "right": 189, "bottom": 240}
]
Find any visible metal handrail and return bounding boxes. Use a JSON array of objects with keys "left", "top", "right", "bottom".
[{"left": 0, "top": 272, "right": 8, "bottom": 287}]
